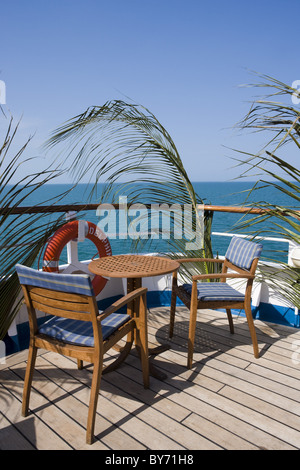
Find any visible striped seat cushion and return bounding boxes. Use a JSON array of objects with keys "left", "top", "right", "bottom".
[
  {"left": 182, "top": 282, "right": 245, "bottom": 302},
  {"left": 39, "top": 312, "right": 131, "bottom": 346},
  {"left": 225, "top": 237, "right": 263, "bottom": 270},
  {"left": 15, "top": 264, "right": 94, "bottom": 296}
]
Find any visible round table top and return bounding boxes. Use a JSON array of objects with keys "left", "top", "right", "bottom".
[{"left": 89, "top": 254, "right": 179, "bottom": 279}]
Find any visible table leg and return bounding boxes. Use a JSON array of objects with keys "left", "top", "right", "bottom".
[{"left": 127, "top": 278, "right": 170, "bottom": 380}]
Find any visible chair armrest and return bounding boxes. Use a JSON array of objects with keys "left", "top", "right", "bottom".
[
  {"left": 97, "top": 287, "right": 147, "bottom": 321},
  {"left": 176, "top": 257, "right": 224, "bottom": 264},
  {"left": 192, "top": 273, "right": 255, "bottom": 281}
]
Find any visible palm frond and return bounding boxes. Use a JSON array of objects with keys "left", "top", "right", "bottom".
[
  {"left": 46, "top": 100, "right": 214, "bottom": 274},
  {"left": 233, "top": 73, "right": 300, "bottom": 308},
  {"left": 0, "top": 118, "right": 73, "bottom": 340}
]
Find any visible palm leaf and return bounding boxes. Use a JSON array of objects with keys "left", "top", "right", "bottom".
[
  {"left": 0, "top": 118, "right": 73, "bottom": 340},
  {"left": 232, "top": 73, "right": 300, "bottom": 308},
  {"left": 46, "top": 100, "right": 214, "bottom": 276}
]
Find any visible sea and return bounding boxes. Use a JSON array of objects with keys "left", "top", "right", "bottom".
[{"left": 2, "top": 181, "right": 298, "bottom": 268}]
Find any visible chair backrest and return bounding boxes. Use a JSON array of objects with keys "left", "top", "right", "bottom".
[
  {"left": 16, "top": 264, "right": 98, "bottom": 326},
  {"left": 224, "top": 236, "right": 263, "bottom": 272},
  {"left": 16, "top": 264, "right": 94, "bottom": 296}
]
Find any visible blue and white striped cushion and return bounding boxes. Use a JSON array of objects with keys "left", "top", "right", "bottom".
[
  {"left": 182, "top": 282, "right": 245, "bottom": 301},
  {"left": 16, "top": 264, "right": 94, "bottom": 297},
  {"left": 38, "top": 312, "right": 131, "bottom": 346},
  {"left": 225, "top": 237, "right": 263, "bottom": 270}
]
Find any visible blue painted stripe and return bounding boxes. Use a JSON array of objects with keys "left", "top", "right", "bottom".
[{"left": 4, "top": 291, "right": 299, "bottom": 357}]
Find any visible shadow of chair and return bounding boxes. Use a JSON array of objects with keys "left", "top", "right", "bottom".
[
  {"left": 169, "top": 236, "right": 263, "bottom": 368},
  {"left": 16, "top": 264, "right": 149, "bottom": 445}
]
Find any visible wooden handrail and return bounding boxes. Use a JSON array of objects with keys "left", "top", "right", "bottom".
[
  {"left": 0, "top": 203, "right": 298, "bottom": 216},
  {"left": 0, "top": 204, "right": 100, "bottom": 215},
  {"left": 202, "top": 205, "right": 267, "bottom": 214}
]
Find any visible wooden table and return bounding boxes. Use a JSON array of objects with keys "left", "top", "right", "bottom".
[{"left": 89, "top": 254, "right": 180, "bottom": 379}]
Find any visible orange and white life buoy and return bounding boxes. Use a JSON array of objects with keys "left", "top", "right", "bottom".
[{"left": 43, "top": 220, "right": 112, "bottom": 296}]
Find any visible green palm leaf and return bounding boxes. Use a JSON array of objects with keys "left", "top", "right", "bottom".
[
  {"left": 47, "top": 100, "right": 214, "bottom": 275},
  {"left": 0, "top": 118, "right": 73, "bottom": 340},
  {"left": 233, "top": 73, "right": 300, "bottom": 308}
]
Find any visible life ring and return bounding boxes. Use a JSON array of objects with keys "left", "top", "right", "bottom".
[{"left": 43, "top": 220, "right": 112, "bottom": 295}]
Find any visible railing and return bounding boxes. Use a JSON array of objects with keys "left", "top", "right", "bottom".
[
  {"left": 0, "top": 203, "right": 293, "bottom": 215},
  {"left": 212, "top": 231, "right": 294, "bottom": 265},
  {"left": 3, "top": 202, "right": 299, "bottom": 341},
  {"left": 1, "top": 202, "right": 297, "bottom": 265}
]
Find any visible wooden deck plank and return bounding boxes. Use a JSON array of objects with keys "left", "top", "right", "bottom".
[
  {"left": 0, "top": 369, "right": 72, "bottom": 449},
  {"left": 44, "top": 352, "right": 218, "bottom": 450},
  {"left": 149, "top": 308, "right": 300, "bottom": 449},
  {"left": 36, "top": 353, "right": 148, "bottom": 450},
  {"left": 36, "top": 353, "right": 152, "bottom": 449},
  {"left": 34, "top": 352, "right": 187, "bottom": 449},
  {"left": 182, "top": 412, "right": 259, "bottom": 450},
  {"left": 1, "top": 307, "right": 300, "bottom": 450},
  {"left": 139, "top": 355, "right": 296, "bottom": 450},
  {"left": 220, "top": 386, "right": 300, "bottom": 447},
  {"left": 0, "top": 412, "right": 36, "bottom": 450},
  {"left": 96, "top": 369, "right": 221, "bottom": 450}
]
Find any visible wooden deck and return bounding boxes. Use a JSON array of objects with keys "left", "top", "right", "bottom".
[{"left": 1, "top": 306, "right": 300, "bottom": 450}]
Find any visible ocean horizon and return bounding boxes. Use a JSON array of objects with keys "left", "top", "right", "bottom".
[{"left": 2, "top": 181, "right": 296, "bottom": 265}]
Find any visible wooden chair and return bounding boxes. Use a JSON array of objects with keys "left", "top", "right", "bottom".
[
  {"left": 16, "top": 264, "right": 149, "bottom": 445},
  {"left": 169, "top": 236, "right": 263, "bottom": 368}
]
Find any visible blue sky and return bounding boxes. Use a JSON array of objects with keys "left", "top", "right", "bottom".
[{"left": 1, "top": 0, "right": 299, "bottom": 183}]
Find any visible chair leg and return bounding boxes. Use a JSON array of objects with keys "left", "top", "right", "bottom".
[
  {"left": 169, "top": 287, "right": 177, "bottom": 338},
  {"left": 187, "top": 302, "right": 198, "bottom": 369},
  {"left": 244, "top": 304, "right": 259, "bottom": 358},
  {"left": 77, "top": 359, "right": 83, "bottom": 370},
  {"left": 136, "top": 292, "right": 149, "bottom": 388},
  {"left": 86, "top": 357, "right": 103, "bottom": 445},
  {"left": 22, "top": 343, "right": 37, "bottom": 417},
  {"left": 226, "top": 309, "right": 234, "bottom": 334}
]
